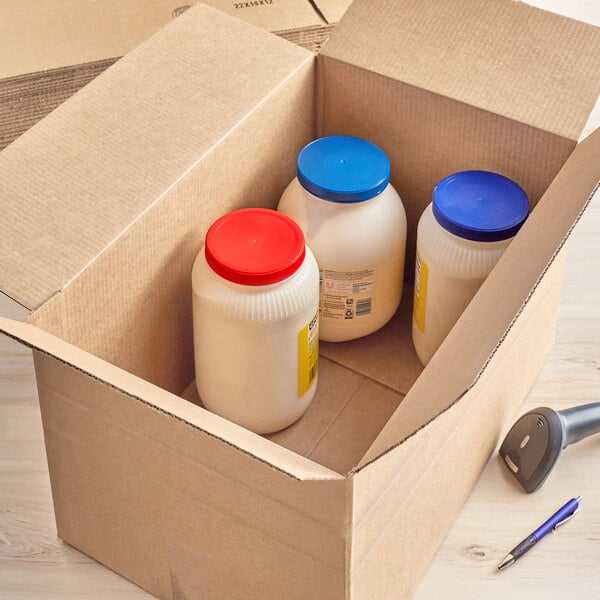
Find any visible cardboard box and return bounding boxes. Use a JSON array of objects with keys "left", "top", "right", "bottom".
[
  {"left": 1, "top": 1, "right": 600, "bottom": 598},
  {"left": 0, "top": 0, "right": 350, "bottom": 150}
]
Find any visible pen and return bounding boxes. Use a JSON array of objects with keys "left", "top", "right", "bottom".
[{"left": 498, "top": 496, "right": 581, "bottom": 570}]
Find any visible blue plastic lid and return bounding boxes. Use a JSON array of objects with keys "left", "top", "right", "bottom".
[
  {"left": 432, "top": 171, "right": 529, "bottom": 242},
  {"left": 297, "top": 136, "right": 390, "bottom": 203}
]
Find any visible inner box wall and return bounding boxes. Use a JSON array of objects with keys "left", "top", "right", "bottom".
[
  {"left": 319, "top": 56, "right": 577, "bottom": 280},
  {"left": 28, "top": 47, "right": 576, "bottom": 475},
  {"left": 32, "top": 348, "right": 348, "bottom": 600},
  {"left": 30, "top": 60, "right": 317, "bottom": 396}
]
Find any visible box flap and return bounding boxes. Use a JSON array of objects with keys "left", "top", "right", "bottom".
[
  {"left": 321, "top": 0, "right": 600, "bottom": 140},
  {"left": 0, "top": 316, "right": 341, "bottom": 481},
  {"left": 0, "top": 3, "right": 313, "bottom": 310},
  {"left": 357, "top": 127, "right": 600, "bottom": 468},
  {"left": 204, "top": 0, "right": 326, "bottom": 30},
  {"left": 310, "top": 0, "right": 352, "bottom": 24}
]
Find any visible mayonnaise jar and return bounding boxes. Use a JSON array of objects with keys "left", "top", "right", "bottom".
[
  {"left": 192, "top": 208, "right": 319, "bottom": 434},
  {"left": 412, "top": 170, "right": 529, "bottom": 365},
  {"left": 278, "top": 136, "right": 407, "bottom": 342}
]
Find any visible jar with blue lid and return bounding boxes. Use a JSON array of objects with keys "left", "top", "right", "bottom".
[
  {"left": 278, "top": 135, "right": 407, "bottom": 342},
  {"left": 412, "top": 170, "right": 529, "bottom": 365}
]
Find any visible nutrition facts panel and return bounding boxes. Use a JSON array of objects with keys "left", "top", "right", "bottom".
[{"left": 319, "top": 267, "right": 374, "bottom": 319}]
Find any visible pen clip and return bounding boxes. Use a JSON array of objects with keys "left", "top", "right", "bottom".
[{"left": 553, "top": 506, "right": 579, "bottom": 531}]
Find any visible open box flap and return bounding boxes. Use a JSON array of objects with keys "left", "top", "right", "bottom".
[
  {"left": 0, "top": 3, "right": 313, "bottom": 310},
  {"left": 357, "top": 126, "right": 600, "bottom": 469},
  {"left": 321, "top": 0, "right": 600, "bottom": 141},
  {"left": 310, "top": 0, "right": 352, "bottom": 24},
  {"left": 202, "top": 0, "right": 329, "bottom": 31},
  {"left": 0, "top": 315, "right": 342, "bottom": 481}
]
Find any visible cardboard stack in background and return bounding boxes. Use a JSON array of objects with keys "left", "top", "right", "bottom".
[
  {"left": 0, "top": 0, "right": 350, "bottom": 150},
  {"left": 1, "top": 1, "right": 600, "bottom": 598}
]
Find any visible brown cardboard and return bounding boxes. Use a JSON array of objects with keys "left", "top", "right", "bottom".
[
  {"left": 312, "top": 0, "right": 351, "bottom": 23},
  {"left": 0, "top": 6, "right": 313, "bottom": 313},
  {"left": 360, "top": 127, "right": 600, "bottom": 466},
  {"left": 0, "top": 0, "right": 340, "bottom": 79},
  {"left": 319, "top": 0, "right": 600, "bottom": 279},
  {"left": 32, "top": 351, "right": 346, "bottom": 599},
  {"left": 0, "top": 316, "right": 340, "bottom": 480},
  {"left": 202, "top": 0, "right": 330, "bottom": 30},
  {"left": 323, "top": 0, "right": 600, "bottom": 141},
  {"left": 350, "top": 250, "right": 566, "bottom": 597},
  {"left": 1, "top": 2, "right": 600, "bottom": 598}
]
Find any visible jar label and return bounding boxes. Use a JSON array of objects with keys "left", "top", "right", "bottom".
[
  {"left": 319, "top": 267, "right": 375, "bottom": 321},
  {"left": 298, "top": 309, "right": 319, "bottom": 397},
  {"left": 413, "top": 251, "right": 428, "bottom": 332}
]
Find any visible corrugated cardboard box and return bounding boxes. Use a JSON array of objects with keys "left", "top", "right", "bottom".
[
  {"left": 0, "top": 0, "right": 350, "bottom": 149},
  {"left": 1, "top": 1, "right": 600, "bottom": 598}
]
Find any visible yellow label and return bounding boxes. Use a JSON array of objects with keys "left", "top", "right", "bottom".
[
  {"left": 298, "top": 309, "right": 319, "bottom": 397},
  {"left": 413, "top": 251, "right": 428, "bottom": 333}
]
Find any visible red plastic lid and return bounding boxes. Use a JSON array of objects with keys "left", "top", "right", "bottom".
[{"left": 205, "top": 208, "right": 306, "bottom": 286}]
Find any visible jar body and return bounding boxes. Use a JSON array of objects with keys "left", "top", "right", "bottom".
[
  {"left": 192, "top": 247, "right": 319, "bottom": 434},
  {"left": 278, "top": 178, "right": 407, "bottom": 342},
  {"left": 412, "top": 204, "right": 512, "bottom": 365}
]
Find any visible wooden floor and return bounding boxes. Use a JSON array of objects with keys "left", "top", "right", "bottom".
[{"left": 1, "top": 1, "right": 600, "bottom": 598}]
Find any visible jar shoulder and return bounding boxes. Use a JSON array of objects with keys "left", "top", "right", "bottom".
[
  {"left": 279, "top": 178, "right": 407, "bottom": 247},
  {"left": 192, "top": 249, "right": 319, "bottom": 320},
  {"left": 417, "top": 205, "right": 511, "bottom": 278}
]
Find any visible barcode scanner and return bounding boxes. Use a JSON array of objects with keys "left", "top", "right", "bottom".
[{"left": 499, "top": 403, "right": 600, "bottom": 493}]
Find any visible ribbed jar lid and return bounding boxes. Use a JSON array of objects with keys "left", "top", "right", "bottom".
[
  {"left": 205, "top": 208, "right": 306, "bottom": 285},
  {"left": 297, "top": 135, "right": 390, "bottom": 203},
  {"left": 432, "top": 170, "right": 529, "bottom": 242}
]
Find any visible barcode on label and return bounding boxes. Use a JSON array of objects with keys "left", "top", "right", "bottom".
[
  {"left": 356, "top": 298, "right": 372, "bottom": 316},
  {"left": 308, "top": 363, "right": 318, "bottom": 384},
  {"left": 415, "top": 254, "right": 422, "bottom": 295},
  {"left": 413, "top": 251, "right": 428, "bottom": 333}
]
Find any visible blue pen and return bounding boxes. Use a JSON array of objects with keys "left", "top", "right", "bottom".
[{"left": 498, "top": 496, "right": 581, "bottom": 570}]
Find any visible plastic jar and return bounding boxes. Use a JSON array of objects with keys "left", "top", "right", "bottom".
[
  {"left": 412, "top": 170, "right": 529, "bottom": 365},
  {"left": 277, "top": 136, "right": 407, "bottom": 342},
  {"left": 192, "top": 208, "right": 320, "bottom": 434}
]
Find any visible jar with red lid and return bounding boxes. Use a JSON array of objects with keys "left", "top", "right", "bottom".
[{"left": 192, "top": 208, "right": 319, "bottom": 434}]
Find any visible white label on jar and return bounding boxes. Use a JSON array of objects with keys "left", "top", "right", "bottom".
[{"left": 319, "top": 267, "right": 375, "bottom": 320}]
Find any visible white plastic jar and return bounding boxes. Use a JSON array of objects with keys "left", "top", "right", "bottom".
[
  {"left": 192, "top": 208, "right": 320, "bottom": 434},
  {"left": 278, "top": 136, "right": 407, "bottom": 342},
  {"left": 412, "top": 170, "right": 529, "bottom": 366}
]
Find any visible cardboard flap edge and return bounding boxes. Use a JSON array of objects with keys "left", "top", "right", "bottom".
[
  {"left": 0, "top": 316, "right": 343, "bottom": 482},
  {"left": 320, "top": 0, "right": 600, "bottom": 140},
  {"left": 355, "top": 127, "right": 600, "bottom": 471},
  {"left": 0, "top": 3, "right": 314, "bottom": 311},
  {"left": 310, "top": 0, "right": 352, "bottom": 23}
]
